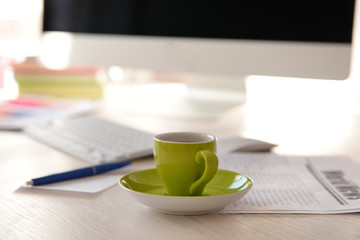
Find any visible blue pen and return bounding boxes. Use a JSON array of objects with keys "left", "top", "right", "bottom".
[{"left": 26, "top": 161, "right": 132, "bottom": 186}]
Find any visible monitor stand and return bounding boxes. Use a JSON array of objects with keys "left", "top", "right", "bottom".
[
  {"left": 105, "top": 71, "right": 247, "bottom": 120},
  {"left": 183, "top": 72, "right": 247, "bottom": 105}
]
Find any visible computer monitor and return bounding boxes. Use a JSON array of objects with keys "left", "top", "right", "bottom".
[{"left": 39, "top": 0, "right": 356, "bottom": 110}]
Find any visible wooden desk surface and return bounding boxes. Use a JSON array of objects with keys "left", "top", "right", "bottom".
[{"left": 1, "top": 78, "right": 360, "bottom": 240}]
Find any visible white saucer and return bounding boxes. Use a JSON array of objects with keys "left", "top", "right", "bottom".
[{"left": 119, "top": 168, "right": 253, "bottom": 215}]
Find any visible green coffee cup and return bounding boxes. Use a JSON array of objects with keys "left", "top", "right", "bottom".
[{"left": 153, "top": 132, "right": 219, "bottom": 196}]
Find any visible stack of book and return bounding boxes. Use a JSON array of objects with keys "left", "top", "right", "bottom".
[{"left": 12, "top": 61, "right": 105, "bottom": 99}]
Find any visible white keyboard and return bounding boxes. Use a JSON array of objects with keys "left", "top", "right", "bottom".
[{"left": 24, "top": 116, "right": 154, "bottom": 164}]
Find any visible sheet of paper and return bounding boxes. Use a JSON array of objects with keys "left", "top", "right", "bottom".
[
  {"left": 22, "top": 174, "right": 120, "bottom": 193},
  {"left": 218, "top": 153, "right": 360, "bottom": 214},
  {"left": 21, "top": 164, "right": 152, "bottom": 193}
]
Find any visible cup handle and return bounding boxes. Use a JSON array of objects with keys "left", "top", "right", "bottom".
[{"left": 189, "top": 150, "right": 219, "bottom": 196}]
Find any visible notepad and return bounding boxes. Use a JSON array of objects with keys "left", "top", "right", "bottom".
[{"left": 21, "top": 162, "right": 155, "bottom": 193}]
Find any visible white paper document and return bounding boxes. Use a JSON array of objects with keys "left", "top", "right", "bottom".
[
  {"left": 22, "top": 174, "right": 121, "bottom": 193},
  {"left": 218, "top": 153, "right": 360, "bottom": 214},
  {"left": 21, "top": 163, "right": 154, "bottom": 193}
]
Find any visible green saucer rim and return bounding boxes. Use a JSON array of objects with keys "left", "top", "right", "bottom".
[{"left": 119, "top": 168, "right": 253, "bottom": 197}]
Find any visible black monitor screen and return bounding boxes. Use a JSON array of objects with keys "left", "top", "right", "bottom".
[{"left": 43, "top": 0, "right": 355, "bottom": 43}]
